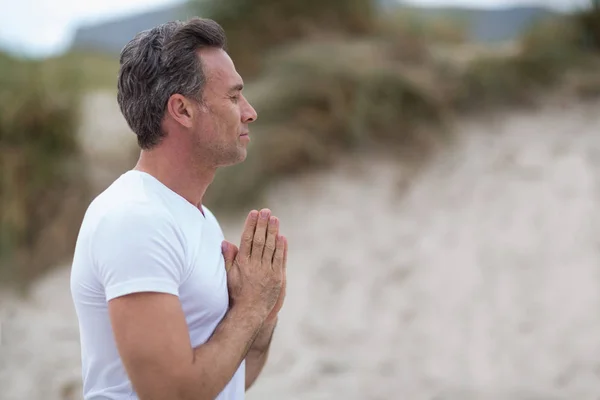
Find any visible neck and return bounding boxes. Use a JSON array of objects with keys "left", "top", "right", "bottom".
[{"left": 133, "top": 146, "right": 215, "bottom": 210}]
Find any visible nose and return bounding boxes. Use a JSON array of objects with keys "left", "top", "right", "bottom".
[{"left": 241, "top": 95, "right": 257, "bottom": 123}]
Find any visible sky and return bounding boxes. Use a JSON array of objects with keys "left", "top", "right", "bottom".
[{"left": 0, "top": 0, "right": 590, "bottom": 58}]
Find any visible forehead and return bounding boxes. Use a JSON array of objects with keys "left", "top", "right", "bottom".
[{"left": 198, "top": 48, "right": 242, "bottom": 90}]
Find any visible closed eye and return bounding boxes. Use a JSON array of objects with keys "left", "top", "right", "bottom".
[{"left": 228, "top": 83, "right": 244, "bottom": 103}]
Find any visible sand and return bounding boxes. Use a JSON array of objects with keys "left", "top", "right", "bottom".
[{"left": 1, "top": 93, "right": 600, "bottom": 400}]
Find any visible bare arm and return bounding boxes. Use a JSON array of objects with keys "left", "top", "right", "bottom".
[
  {"left": 108, "top": 209, "right": 285, "bottom": 400},
  {"left": 109, "top": 292, "right": 263, "bottom": 400},
  {"left": 245, "top": 317, "right": 278, "bottom": 390}
]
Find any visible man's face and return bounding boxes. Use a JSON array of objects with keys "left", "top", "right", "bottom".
[{"left": 193, "top": 48, "right": 257, "bottom": 167}]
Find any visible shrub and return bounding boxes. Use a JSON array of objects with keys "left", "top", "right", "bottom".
[
  {"left": 456, "top": 12, "right": 596, "bottom": 110},
  {"left": 0, "top": 52, "right": 91, "bottom": 288},
  {"left": 196, "top": 0, "right": 377, "bottom": 77},
  {"left": 43, "top": 51, "right": 121, "bottom": 91},
  {"left": 574, "top": 0, "right": 600, "bottom": 51},
  {"left": 204, "top": 39, "right": 452, "bottom": 210},
  {"left": 377, "top": 7, "right": 468, "bottom": 46},
  {"left": 202, "top": 6, "right": 600, "bottom": 211}
]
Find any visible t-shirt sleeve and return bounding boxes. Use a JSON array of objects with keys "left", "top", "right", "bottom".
[{"left": 91, "top": 204, "right": 186, "bottom": 301}]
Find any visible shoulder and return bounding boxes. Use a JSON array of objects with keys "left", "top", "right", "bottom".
[
  {"left": 89, "top": 199, "right": 183, "bottom": 253},
  {"left": 89, "top": 200, "right": 188, "bottom": 290},
  {"left": 96, "top": 199, "right": 173, "bottom": 230}
]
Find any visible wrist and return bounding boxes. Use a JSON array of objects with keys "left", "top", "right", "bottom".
[
  {"left": 229, "top": 302, "right": 265, "bottom": 332},
  {"left": 250, "top": 317, "right": 278, "bottom": 353}
]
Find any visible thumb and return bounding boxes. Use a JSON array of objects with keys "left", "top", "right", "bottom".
[{"left": 221, "top": 240, "right": 239, "bottom": 272}]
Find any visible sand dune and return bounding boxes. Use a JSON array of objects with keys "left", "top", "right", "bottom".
[{"left": 1, "top": 94, "right": 600, "bottom": 400}]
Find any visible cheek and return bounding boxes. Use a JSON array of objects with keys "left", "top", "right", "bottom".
[
  {"left": 231, "top": 103, "right": 242, "bottom": 120},
  {"left": 226, "top": 106, "right": 241, "bottom": 130},
  {"left": 203, "top": 103, "right": 240, "bottom": 138}
]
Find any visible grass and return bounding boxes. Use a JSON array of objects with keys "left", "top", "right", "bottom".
[
  {"left": 43, "top": 51, "right": 120, "bottom": 91},
  {"left": 203, "top": 6, "right": 600, "bottom": 211},
  {"left": 377, "top": 6, "right": 469, "bottom": 46},
  {"left": 195, "top": 0, "right": 376, "bottom": 77},
  {"left": 2, "top": 1, "right": 600, "bottom": 287},
  {"left": 203, "top": 38, "right": 457, "bottom": 210},
  {"left": 574, "top": 0, "right": 600, "bottom": 51},
  {"left": 0, "top": 51, "right": 93, "bottom": 288},
  {"left": 456, "top": 9, "right": 599, "bottom": 110}
]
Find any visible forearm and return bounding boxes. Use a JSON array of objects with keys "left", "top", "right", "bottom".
[
  {"left": 245, "top": 317, "right": 278, "bottom": 390},
  {"left": 182, "top": 305, "right": 264, "bottom": 399}
]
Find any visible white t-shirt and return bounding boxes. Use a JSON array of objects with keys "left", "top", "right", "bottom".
[{"left": 70, "top": 170, "right": 245, "bottom": 400}]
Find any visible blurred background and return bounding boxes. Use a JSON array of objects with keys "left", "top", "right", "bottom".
[{"left": 1, "top": 0, "right": 600, "bottom": 399}]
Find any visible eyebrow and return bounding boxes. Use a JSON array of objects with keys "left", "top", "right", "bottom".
[{"left": 229, "top": 83, "right": 244, "bottom": 93}]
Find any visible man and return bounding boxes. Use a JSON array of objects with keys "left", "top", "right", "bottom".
[{"left": 70, "top": 17, "right": 287, "bottom": 400}]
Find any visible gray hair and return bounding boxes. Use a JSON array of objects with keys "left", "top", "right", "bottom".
[{"left": 117, "top": 18, "right": 227, "bottom": 149}]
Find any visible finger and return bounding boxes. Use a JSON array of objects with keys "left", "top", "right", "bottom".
[
  {"left": 221, "top": 240, "right": 239, "bottom": 272},
  {"left": 272, "top": 232, "right": 287, "bottom": 265},
  {"left": 272, "top": 234, "right": 285, "bottom": 273},
  {"left": 251, "top": 208, "right": 271, "bottom": 264},
  {"left": 282, "top": 236, "right": 288, "bottom": 283},
  {"left": 280, "top": 256, "right": 287, "bottom": 302},
  {"left": 279, "top": 237, "right": 287, "bottom": 310},
  {"left": 226, "top": 262, "right": 241, "bottom": 302},
  {"left": 283, "top": 235, "right": 288, "bottom": 268},
  {"left": 263, "top": 216, "right": 279, "bottom": 268},
  {"left": 238, "top": 210, "right": 259, "bottom": 263}
]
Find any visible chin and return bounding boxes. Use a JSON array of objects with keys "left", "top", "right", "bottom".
[
  {"left": 233, "top": 153, "right": 247, "bottom": 165},
  {"left": 237, "top": 149, "right": 248, "bottom": 163},
  {"left": 219, "top": 149, "right": 247, "bottom": 167}
]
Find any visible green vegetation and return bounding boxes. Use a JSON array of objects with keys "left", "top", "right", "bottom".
[
  {"left": 458, "top": 6, "right": 599, "bottom": 109},
  {"left": 204, "top": 38, "right": 454, "bottom": 209},
  {"left": 2, "top": 0, "right": 600, "bottom": 287},
  {"left": 201, "top": 0, "right": 600, "bottom": 211},
  {"left": 196, "top": 0, "right": 376, "bottom": 77},
  {"left": 0, "top": 52, "right": 92, "bottom": 287},
  {"left": 377, "top": 6, "right": 469, "bottom": 45},
  {"left": 43, "top": 51, "right": 120, "bottom": 91},
  {"left": 574, "top": 0, "right": 600, "bottom": 51}
]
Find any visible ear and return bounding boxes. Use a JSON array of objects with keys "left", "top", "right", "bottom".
[{"left": 166, "top": 94, "right": 195, "bottom": 128}]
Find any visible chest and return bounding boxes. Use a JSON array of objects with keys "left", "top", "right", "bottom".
[{"left": 178, "top": 219, "right": 230, "bottom": 344}]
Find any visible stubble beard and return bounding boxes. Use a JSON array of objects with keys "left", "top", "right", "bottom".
[{"left": 200, "top": 138, "right": 247, "bottom": 168}]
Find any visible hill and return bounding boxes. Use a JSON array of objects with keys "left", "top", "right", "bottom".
[
  {"left": 70, "top": 3, "right": 192, "bottom": 54},
  {"left": 69, "top": 3, "right": 557, "bottom": 54},
  {"left": 398, "top": 5, "right": 558, "bottom": 43}
]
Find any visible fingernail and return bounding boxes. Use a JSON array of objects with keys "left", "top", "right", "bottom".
[
  {"left": 222, "top": 242, "right": 228, "bottom": 252},
  {"left": 260, "top": 209, "right": 269, "bottom": 219},
  {"left": 270, "top": 216, "right": 277, "bottom": 225},
  {"left": 248, "top": 212, "right": 257, "bottom": 222}
]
